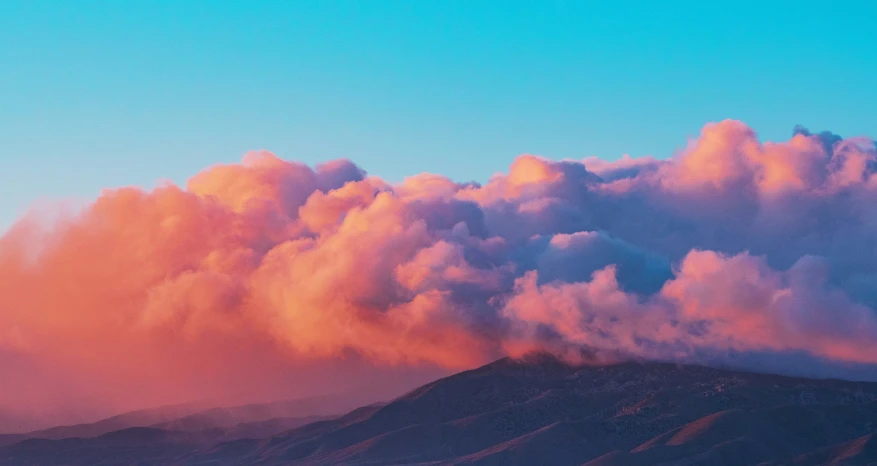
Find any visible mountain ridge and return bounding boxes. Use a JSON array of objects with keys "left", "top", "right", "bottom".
[{"left": 2, "top": 354, "right": 876, "bottom": 465}]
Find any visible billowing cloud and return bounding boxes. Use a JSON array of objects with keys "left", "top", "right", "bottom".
[{"left": 1, "top": 120, "right": 876, "bottom": 429}]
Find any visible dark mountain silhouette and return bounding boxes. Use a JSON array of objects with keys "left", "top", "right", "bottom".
[
  {"left": 0, "top": 395, "right": 353, "bottom": 448},
  {"left": 2, "top": 354, "right": 876, "bottom": 465},
  {"left": 0, "top": 402, "right": 210, "bottom": 447}
]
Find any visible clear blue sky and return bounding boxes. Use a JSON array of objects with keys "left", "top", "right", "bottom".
[{"left": 2, "top": 0, "right": 875, "bottom": 230}]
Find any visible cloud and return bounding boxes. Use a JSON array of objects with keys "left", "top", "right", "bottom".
[{"left": 1, "top": 120, "right": 876, "bottom": 427}]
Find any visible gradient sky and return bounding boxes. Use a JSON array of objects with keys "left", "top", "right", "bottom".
[{"left": 1, "top": 0, "right": 875, "bottom": 230}]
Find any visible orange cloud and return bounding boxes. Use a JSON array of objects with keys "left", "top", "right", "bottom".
[{"left": 2, "top": 121, "right": 877, "bottom": 429}]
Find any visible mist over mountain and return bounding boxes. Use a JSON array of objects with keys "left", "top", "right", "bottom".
[
  {"left": 0, "top": 393, "right": 387, "bottom": 446},
  {"left": 0, "top": 354, "right": 875, "bottom": 465}
]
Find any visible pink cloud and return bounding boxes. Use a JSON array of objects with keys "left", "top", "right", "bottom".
[{"left": 1, "top": 120, "right": 876, "bottom": 428}]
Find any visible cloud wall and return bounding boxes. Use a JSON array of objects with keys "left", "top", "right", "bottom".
[{"left": 1, "top": 120, "right": 876, "bottom": 427}]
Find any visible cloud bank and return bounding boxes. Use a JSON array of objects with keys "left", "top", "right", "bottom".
[{"left": 1, "top": 120, "right": 876, "bottom": 426}]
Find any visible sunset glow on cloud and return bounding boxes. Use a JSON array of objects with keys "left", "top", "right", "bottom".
[{"left": 2, "top": 120, "right": 876, "bottom": 428}]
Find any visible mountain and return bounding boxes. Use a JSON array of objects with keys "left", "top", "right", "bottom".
[
  {"left": 0, "top": 394, "right": 355, "bottom": 450},
  {"left": 0, "top": 402, "right": 210, "bottom": 447},
  {"left": 1, "top": 354, "right": 876, "bottom": 465},
  {"left": 0, "top": 405, "right": 385, "bottom": 466}
]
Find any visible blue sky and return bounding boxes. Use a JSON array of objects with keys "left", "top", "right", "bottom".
[{"left": 1, "top": 0, "right": 875, "bottom": 230}]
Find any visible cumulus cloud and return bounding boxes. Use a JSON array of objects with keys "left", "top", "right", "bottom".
[{"left": 1, "top": 120, "right": 876, "bottom": 427}]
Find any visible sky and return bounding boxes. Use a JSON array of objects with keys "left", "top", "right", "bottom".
[{"left": 2, "top": 0, "right": 876, "bottom": 230}]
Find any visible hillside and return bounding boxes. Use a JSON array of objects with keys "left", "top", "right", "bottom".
[{"left": 2, "top": 355, "right": 876, "bottom": 465}]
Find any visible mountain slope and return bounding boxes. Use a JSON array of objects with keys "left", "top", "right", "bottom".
[
  {"left": 179, "top": 355, "right": 877, "bottom": 465},
  {"left": 2, "top": 355, "right": 877, "bottom": 465},
  {"left": 0, "top": 394, "right": 356, "bottom": 448},
  {"left": 764, "top": 434, "right": 877, "bottom": 466},
  {"left": 0, "top": 402, "right": 210, "bottom": 447}
]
